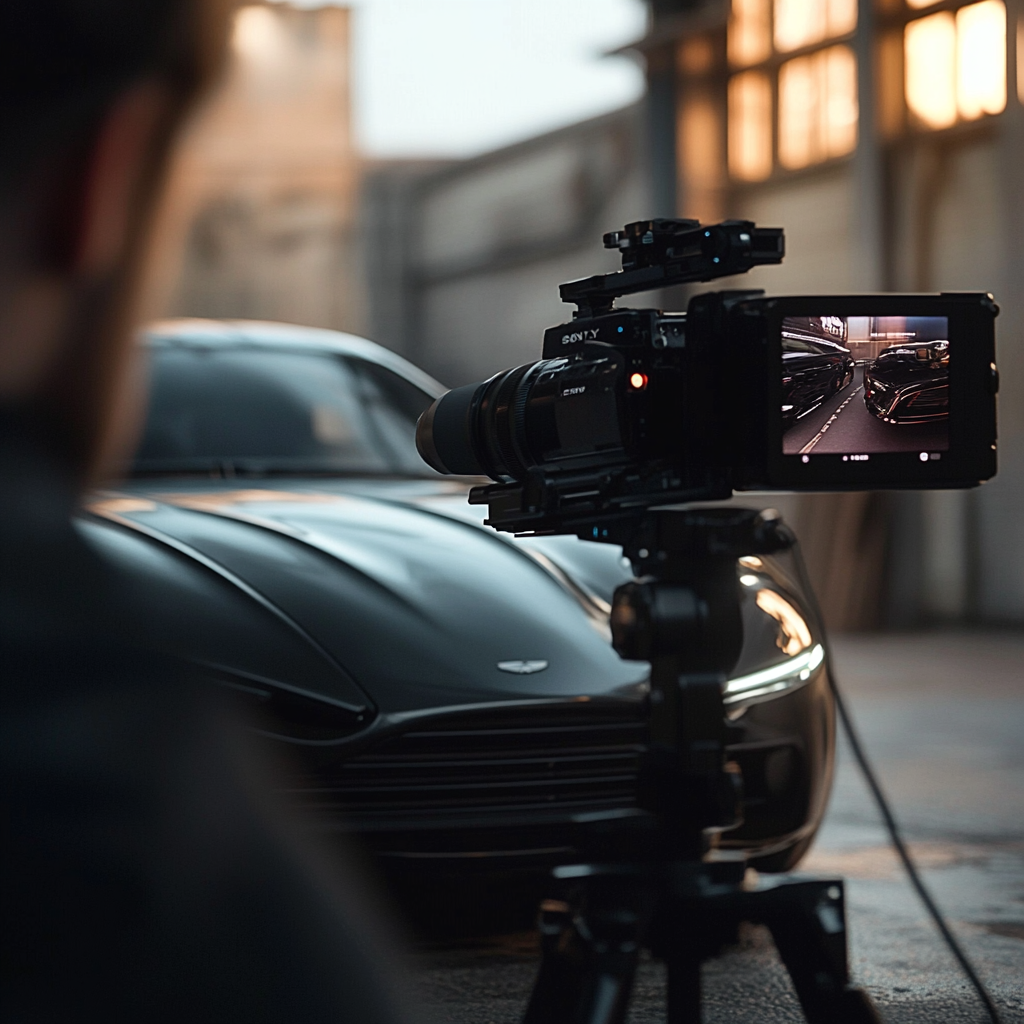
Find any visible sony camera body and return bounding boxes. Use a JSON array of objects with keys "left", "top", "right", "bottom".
[{"left": 416, "top": 218, "right": 998, "bottom": 536}]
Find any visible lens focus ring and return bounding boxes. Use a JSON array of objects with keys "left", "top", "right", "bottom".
[{"left": 488, "top": 364, "right": 532, "bottom": 478}]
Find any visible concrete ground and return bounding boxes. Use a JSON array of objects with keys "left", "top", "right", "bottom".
[{"left": 411, "top": 631, "right": 1024, "bottom": 1023}]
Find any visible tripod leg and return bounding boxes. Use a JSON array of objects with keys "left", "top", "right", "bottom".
[
  {"left": 765, "top": 881, "right": 882, "bottom": 1024},
  {"left": 522, "top": 892, "right": 644, "bottom": 1024},
  {"left": 523, "top": 900, "right": 582, "bottom": 1024},
  {"left": 665, "top": 952, "right": 702, "bottom": 1024}
]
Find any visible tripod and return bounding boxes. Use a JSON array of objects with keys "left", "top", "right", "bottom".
[{"left": 522, "top": 507, "right": 881, "bottom": 1024}]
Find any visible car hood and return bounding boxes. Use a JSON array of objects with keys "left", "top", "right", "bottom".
[
  {"left": 87, "top": 479, "right": 649, "bottom": 714},
  {"left": 867, "top": 361, "right": 947, "bottom": 387}
]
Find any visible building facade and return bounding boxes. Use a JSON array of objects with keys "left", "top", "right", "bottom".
[
  {"left": 156, "top": 3, "right": 365, "bottom": 335},
  {"left": 643, "top": 0, "right": 1024, "bottom": 625},
  {"left": 361, "top": 105, "right": 651, "bottom": 388}
]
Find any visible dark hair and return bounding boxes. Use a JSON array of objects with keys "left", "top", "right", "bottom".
[
  {"left": 0, "top": 0, "right": 228, "bottom": 189},
  {"left": 0, "top": 0, "right": 232, "bottom": 483}
]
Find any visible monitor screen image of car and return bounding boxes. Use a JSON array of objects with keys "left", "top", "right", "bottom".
[{"left": 781, "top": 315, "right": 949, "bottom": 457}]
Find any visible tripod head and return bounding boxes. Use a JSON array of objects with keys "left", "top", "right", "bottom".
[{"left": 606, "top": 507, "right": 794, "bottom": 860}]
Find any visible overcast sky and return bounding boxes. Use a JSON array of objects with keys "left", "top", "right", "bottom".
[{"left": 282, "top": 0, "right": 648, "bottom": 157}]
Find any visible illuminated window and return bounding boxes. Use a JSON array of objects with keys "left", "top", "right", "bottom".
[
  {"left": 234, "top": 5, "right": 281, "bottom": 60},
  {"left": 904, "top": 0, "right": 1006, "bottom": 129},
  {"left": 774, "top": 0, "right": 857, "bottom": 52},
  {"left": 956, "top": 0, "right": 1006, "bottom": 118},
  {"left": 725, "top": 0, "right": 858, "bottom": 179},
  {"left": 1019, "top": 17, "right": 1024, "bottom": 105},
  {"left": 905, "top": 12, "right": 958, "bottom": 127},
  {"left": 729, "top": 0, "right": 772, "bottom": 66},
  {"left": 779, "top": 45, "right": 858, "bottom": 167},
  {"left": 729, "top": 72, "right": 773, "bottom": 179},
  {"left": 713, "top": 0, "right": 1011, "bottom": 194}
]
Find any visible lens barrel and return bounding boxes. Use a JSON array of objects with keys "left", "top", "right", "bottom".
[
  {"left": 415, "top": 382, "right": 485, "bottom": 475},
  {"left": 416, "top": 361, "right": 551, "bottom": 479}
]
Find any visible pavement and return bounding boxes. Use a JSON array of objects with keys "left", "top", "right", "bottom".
[
  {"left": 783, "top": 367, "right": 947, "bottom": 457},
  {"left": 410, "top": 631, "right": 1024, "bottom": 1023}
]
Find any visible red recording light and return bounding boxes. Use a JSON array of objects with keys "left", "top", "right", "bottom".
[{"left": 629, "top": 372, "right": 648, "bottom": 390}]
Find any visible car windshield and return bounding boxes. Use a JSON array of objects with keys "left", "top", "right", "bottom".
[{"left": 132, "top": 346, "right": 438, "bottom": 476}]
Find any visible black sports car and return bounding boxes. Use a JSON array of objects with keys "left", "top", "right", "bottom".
[
  {"left": 781, "top": 317, "right": 855, "bottom": 430},
  {"left": 81, "top": 320, "right": 835, "bottom": 905},
  {"left": 864, "top": 341, "right": 949, "bottom": 424}
]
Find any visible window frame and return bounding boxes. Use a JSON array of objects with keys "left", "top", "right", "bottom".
[
  {"left": 721, "top": 0, "right": 861, "bottom": 182},
  {"left": 710, "top": 0, "right": 1012, "bottom": 188}
]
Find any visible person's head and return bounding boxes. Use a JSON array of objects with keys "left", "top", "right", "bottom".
[{"left": 0, "top": 0, "right": 232, "bottom": 486}]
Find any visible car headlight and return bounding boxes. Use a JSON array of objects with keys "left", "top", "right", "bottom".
[{"left": 723, "top": 643, "right": 824, "bottom": 705}]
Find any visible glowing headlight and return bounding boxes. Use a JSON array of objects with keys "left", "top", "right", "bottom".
[{"left": 723, "top": 643, "right": 824, "bottom": 705}]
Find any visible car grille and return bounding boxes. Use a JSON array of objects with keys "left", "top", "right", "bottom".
[
  {"left": 905, "top": 387, "right": 947, "bottom": 408},
  {"left": 283, "top": 700, "right": 647, "bottom": 837}
]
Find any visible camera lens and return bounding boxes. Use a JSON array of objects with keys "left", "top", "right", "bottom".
[
  {"left": 417, "top": 353, "right": 625, "bottom": 481},
  {"left": 416, "top": 362, "right": 550, "bottom": 479},
  {"left": 416, "top": 382, "right": 486, "bottom": 475}
]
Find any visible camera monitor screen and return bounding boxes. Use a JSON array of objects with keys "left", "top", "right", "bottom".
[{"left": 781, "top": 315, "right": 949, "bottom": 459}]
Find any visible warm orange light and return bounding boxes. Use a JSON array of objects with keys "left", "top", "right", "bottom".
[
  {"left": 629, "top": 372, "right": 649, "bottom": 390},
  {"left": 234, "top": 5, "right": 281, "bottom": 60},
  {"left": 905, "top": 12, "right": 958, "bottom": 128},
  {"left": 956, "top": 0, "right": 1006, "bottom": 119},
  {"left": 729, "top": 0, "right": 772, "bottom": 67},
  {"left": 774, "top": 0, "right": 856, "bottom": 52},
  {"left": 779, "top": 55, "right": 817, "bottom": 167},
  {"left": 679, "top": 97, "right": 723, "bottom": 189},
  {"left": 1019, "top": 17, "right": 1024, "bottom": 106},
  {"left": 778, "top": 45, "right": 857, "bottom": 169},
  {"left": 775, "top": 0, "right": 825, "bottom": 52},
  {"left": 825, "top": 44, "right": 858, "bottom": 155},
  {"left": 755, "top": 589, "right": 813, "bottom": 655},
  {"left": 729, "top": 71, "right": 773, "bottom": 180},
  {"left": 679, "top": 35, "right": 716, "bottom": 75},
  {"left": 828, "top": 0, "right": 858, "bottom": 40}
]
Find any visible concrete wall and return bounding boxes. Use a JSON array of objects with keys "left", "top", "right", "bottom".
[
  {"left": 657, "top": 0, "right": 1024, "bottom": 628},
  {"left": 883, "top": 131, "right": 1024, "bottom": 625},
  {"left": 361, "top": 105, "right": 650, "bottom": 387},
  {"left": 154, "top": 3, "right": 365, "bottom": 335}
]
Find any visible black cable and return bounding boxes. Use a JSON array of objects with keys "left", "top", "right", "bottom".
[{"left": 792, "top": 547, "right": 1004, "bottom": 1024}]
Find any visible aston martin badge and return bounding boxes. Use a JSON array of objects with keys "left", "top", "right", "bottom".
[{"left": 497, "top": 660, "right": 549, "bottom": 675}]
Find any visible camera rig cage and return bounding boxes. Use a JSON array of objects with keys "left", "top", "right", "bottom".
[{"left": 452, "top": 218, "right": 998, "bottom": 539}]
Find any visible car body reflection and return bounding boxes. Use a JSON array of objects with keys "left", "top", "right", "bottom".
[
  {"left": 864, "top": 341, "right": 949, "bottom": 424},
  {"left": 781, "top": 317, "right": 855, "bottom": 430}
]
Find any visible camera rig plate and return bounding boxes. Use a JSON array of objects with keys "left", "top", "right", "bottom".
[{"left": 560, "top": 218, "right": 784, "bottom": 317}]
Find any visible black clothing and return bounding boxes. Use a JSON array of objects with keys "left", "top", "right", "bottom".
[{"left": 0, "top": 419, "right": 413, "bottom": 1023}]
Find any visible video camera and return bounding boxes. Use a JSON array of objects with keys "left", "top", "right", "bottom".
[
  {"left": 415, "top": 219, "right": 1002, "bottom": 1024},
  {"left": 416, "top": 217, "right": 998, "bottom": 537}
]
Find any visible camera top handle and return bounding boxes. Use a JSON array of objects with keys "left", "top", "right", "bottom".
[{"left": 560, "top": 218, "right": 784, "bottom": 317}]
